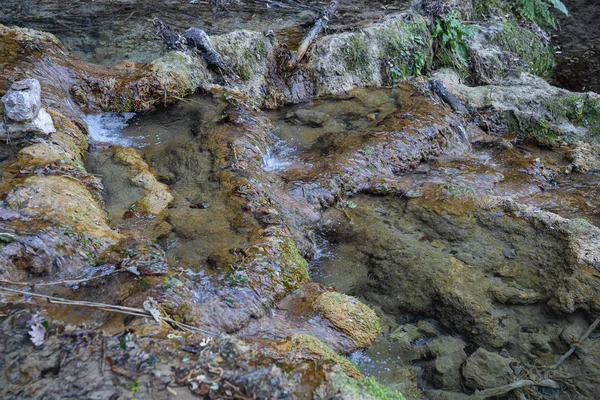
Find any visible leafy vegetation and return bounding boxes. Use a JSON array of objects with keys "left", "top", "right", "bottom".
[
  {"left": 432, "top": 10, "right": 472, "bottom": 69},
  {"left": 514, "top": 0, "right": 568, "bottom": 28}
]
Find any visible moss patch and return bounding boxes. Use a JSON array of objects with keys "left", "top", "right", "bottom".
[
  {"left": 493, "top": 21, "right": 554, "bottom": 76},
  {"left": 290, "top": 333, "right": 361, "bottom": 378},
  {"left": 314, "top": 292, "right": 381, "bottom": 348},
  {"left": 329, "top": 372, "right": 406, "bottom": 400},
  {"left": 544, "top": 94, "right": 600, "bottom": 136},
  {"left": 343, "top": 35, "right": 369, "bottom": 72},
  {"left": 375, "top": 15, "right": 431, "bottom": 80}
]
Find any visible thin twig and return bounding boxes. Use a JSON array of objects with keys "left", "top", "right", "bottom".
[
  {"left": 470, "top": 379, "right": 560, "bottom": 400},
  {"left": 0, "top": 286, "right": 217, "bottom": 336},
  {"left": 0, "top": 269, "right": 125, "bottom": 286},
  {"left": 552, "top": 318, "right": 600, "bottom": 369}
]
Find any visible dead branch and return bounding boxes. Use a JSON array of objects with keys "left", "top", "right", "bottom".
[
  {"left": 0, "top": 286, "right": 216, "bottom": 337},
  {"left": 551, "top": 318, "right": 600, "bottom": 369},
  {"left": 286, "top": 0, "right": 338, "bottom": 70},
  {"left": 153, "top": 18, "right": 238, "bottom": 82}
]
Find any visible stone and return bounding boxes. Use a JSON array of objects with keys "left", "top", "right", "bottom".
[
  {"left": 1, "top": 78, "right": 42, "bottom": 122},
  {"left": 2, "top": 108, "right": 56, "bottom": 139},
  {"left": 462, "top": 348, "right": 514, "bottom": 390}
]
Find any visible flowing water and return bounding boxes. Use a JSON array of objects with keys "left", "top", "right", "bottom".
[
  {"left": 82, "top": 83, "right": 600, "bottom": 392},
  {"left": 4, "top": 0, "right": 600, "bottom": 397}
]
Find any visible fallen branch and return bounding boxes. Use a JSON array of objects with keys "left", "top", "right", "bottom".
[
  {"left": 551, "top": 318, "right": 600, "bottom": 369},
  {"left": 153, "top": 18, "right": 238, "bottom": 82},
  {"left": 470, "top": 379, "right": 561, "bottom": 400},
  {"left": 0, "top": 286, "right": 217, "bottom": 337},
  {"left": 286, "top": 0, "right": 338, "bottom": 70}
]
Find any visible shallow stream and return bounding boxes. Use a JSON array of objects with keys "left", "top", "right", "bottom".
[{"left": 3, "top": 0, "right": 600, "bottom": 397}]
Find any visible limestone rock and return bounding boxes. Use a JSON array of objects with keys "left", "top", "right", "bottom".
[
  {"left": 1, "top": 78, "right": 42, "bottom": 122},
  {"left": 462, "top": 348, "right": 514, "bottom": 390},
  {"left": 3, "top": 108, "right": 56, "bottom": 138},
  {"left": 0, "top": 78, "right": 56, "bottom": 140}
]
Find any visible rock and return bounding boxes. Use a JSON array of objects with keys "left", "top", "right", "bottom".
[
  {"left": 466, "top": 20, "right": 553, "bottom": 84},
  {"left": 112, "top": 147, "right": 173, "bottom": 216},
  {"left": 1, "top": 78, "right": 42, "bottom": 122},
  {"left": 426, "top": 337, "right": 468, "bottom": 391},
  {"left": 313, "top": 291, "right": 381, "bottom": 348},
  {"left": 287, "top": 109, "right": 331, "bottom": 127},
  {"left": 462, "top": 348, "right": 514, "bottom": 390},
  {"left": 2, "top": 108, "right": 56, "bottom": 138},
  {"left": 432, "top": 68, "right": 600, "bottom": 145}
]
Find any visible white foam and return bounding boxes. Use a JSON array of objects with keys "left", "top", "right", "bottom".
[
  {"left": 84, "top": 112, "right": 137, "bottom": 146},
  {"left": 262, "top": 140, "right": 295, "bottom": 171}
]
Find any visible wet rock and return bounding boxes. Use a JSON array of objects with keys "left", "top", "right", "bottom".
[
  {"left": 462, "top": 348, "right": 514, "bottom": 390},
  {"left": 288, "top": 333, "right": 361, "bottom": 378},
  {"left": 433, "top": 68, "right": 600, "bottom": 145},
  {"left": 565, "top": 141, "right": 600, "bottom": 173},
  {"left": 426, "top": 336, "right": 468, "bottom": 391},
  {"left": 5, "top": 175, "right": 118, "bottom": 240},
  {"left": 287, "top": 109, "right": 331, "bottom": 127},
  {"left": 1, "top": 78, "right": 41, "bottom": 122},
  {"left": 113, "top": 147, "right": 173, "bottom": 216},
  {"left": 304, "top": 12, "right": 432, "bottom": 98},
  {"left": 121, "top": 240, "right": 168, "bottom": 275}
]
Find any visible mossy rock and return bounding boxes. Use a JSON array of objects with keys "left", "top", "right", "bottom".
[
  {"left": 290, "top": 333, "right": 361, "bottom": 378},
  {"left": 319, "top": 371, "right": 406, "bottom": 400},
  {"left": 467, "top": 20, "right": 554, "bottom": 84},
  {"left": 314, "top": 291, "right": 381, "bottom": 348},
  {"left": 307, "top": 12, "right": 432, "bottom": 95}
]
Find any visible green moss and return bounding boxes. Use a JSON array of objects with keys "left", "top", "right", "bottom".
[
  {"left": 331, "top": 372, "right": 406, "bottom": 400},
  {"left": 374, "top": 13, "right": 432, "bottom": 81},
  {"left": 290, "top": 333, "right": 361, "bottom": 378},
  {"left": 238, "top": 40, "right": 269, "bottom": 81},
  {"left": 506, "top": 112, "right": 562, "bottom": 145},
  {"left": 543, "top": 94, "right": 600, "bottom": 138},
  {"left": 314, "top": 292, "right": 381, "bottom": 348},
  {"left": 473, "top": 0, "right": 511, "bottom": 18},
  {"left": 493, "top": 21, "right": 554, "bottom": 76},
  {"left": 279, "top": 237, "right": 309, "bottom": 288},
  {"left": 343, "top": 35, "right": 369, "bottom": 72}
]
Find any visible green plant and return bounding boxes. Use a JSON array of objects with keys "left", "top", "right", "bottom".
[
  {"left": 225, "top": 266, "right": 249, "bottom": 286},
  {"left": 432, "top": 10, "right": 472, "bottom": 69},
  {"left": 514, "top": 0, "right": 568, "bottom": 28}
]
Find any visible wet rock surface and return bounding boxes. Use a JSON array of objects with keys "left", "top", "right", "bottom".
[{"left": 1, "top": 1, "right": 600, "bottom": 398}]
